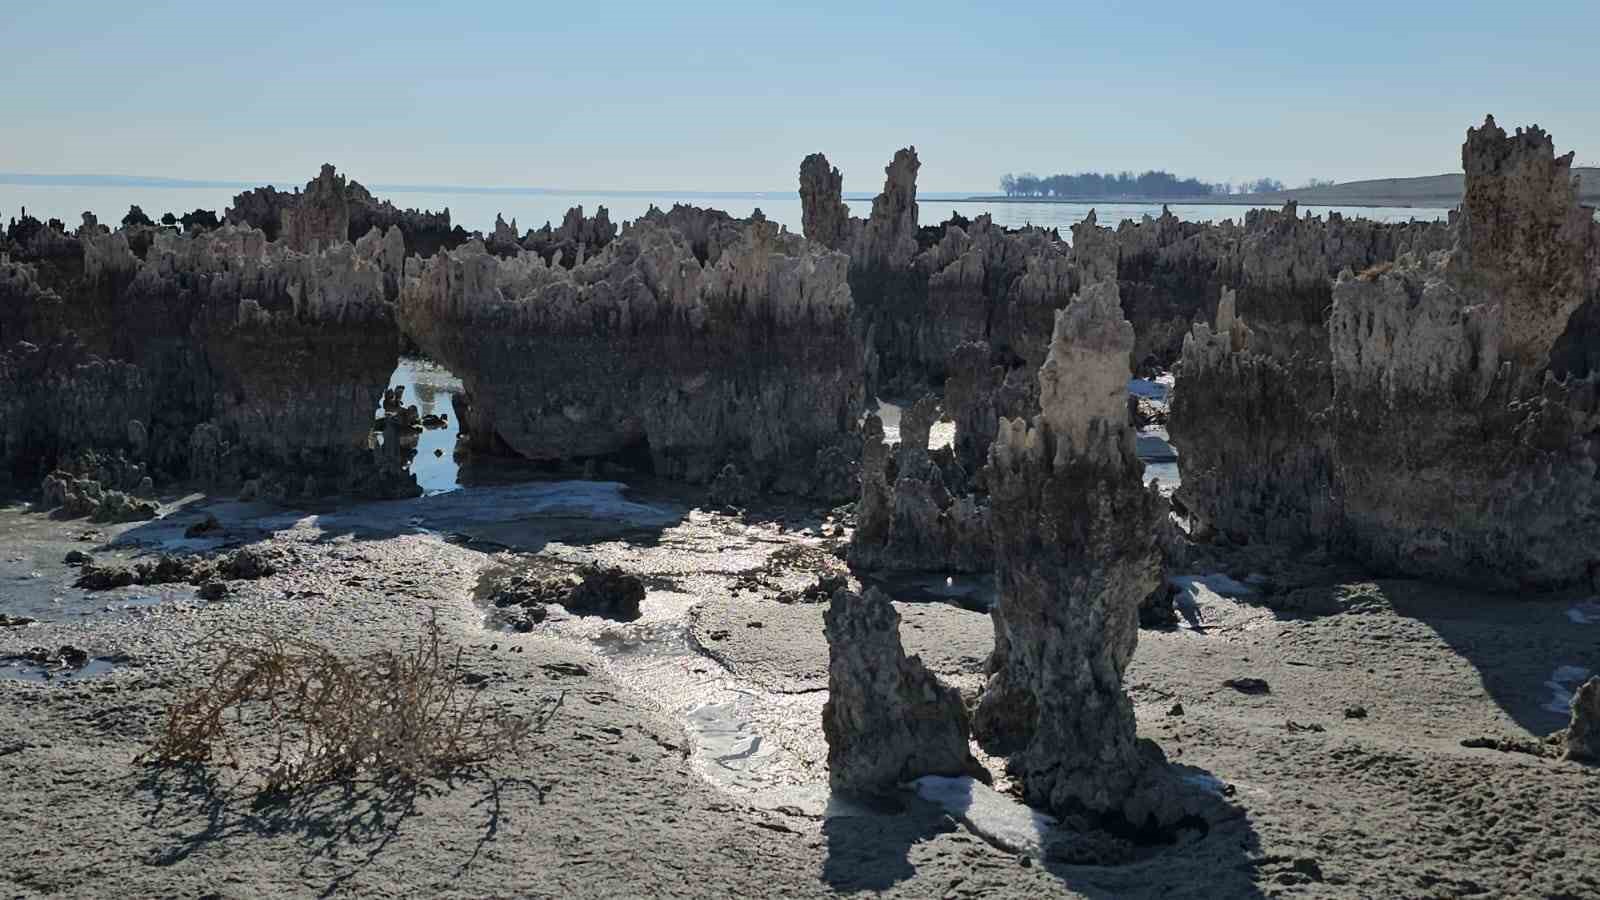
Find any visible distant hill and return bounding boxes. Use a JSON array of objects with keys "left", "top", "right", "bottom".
[{"left": 1236, "top": 168, "right": 1600, "bottom": 208}]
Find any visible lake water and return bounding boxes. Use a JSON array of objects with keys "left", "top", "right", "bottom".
[{"left": 0, "top": 182, "right": 1450, "bottom": 236}]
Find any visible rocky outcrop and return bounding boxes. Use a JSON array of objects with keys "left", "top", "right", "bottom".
[
  {"left": 228, "top": 172, "right": 458, "bottom": 256},
  {"left": 974, "top": 281, "right": 1173, "bottom": 821},
  {"left": 280, "top": 164, "right": 350, "bottom": 253},
  {"left": 1325, "top": 119, "right": 1600, "bottom": 587},
  {"left": 1172, "top": 117, "right": 1600, "bottom": 589},
  {"left": 345, "top": 180, "right": 459, "bottom": 257},
  {"left": 799, "top": 153, "right": 851, "bottom": 252},
  {"left": 225, "top": 186, "right": 295, "bottom": 241},
  {"left": 520, "top": 206, "right": 618, "bottom": 267},
  {"left": 824, "top": 147, "right": 1079, "bottom": 389},
  {"left": 848, "top": 400, "right": 989, "bottom": 572},
  {"left": 400, "top": 212, "right": 863, "bottom": 496},
  {"left": 1, "top": 211, "right": 417, "bottom": 500},
  {"left": 822, "top": 586, "right": 985, "bottom": 796},
  {"left": 1565, "top": 676, "right": 1600, "bottom": 763}
]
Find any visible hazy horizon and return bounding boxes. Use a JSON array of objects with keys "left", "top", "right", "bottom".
[{"left": 5, "top": 1, "right": 1598, "bottom": 197}]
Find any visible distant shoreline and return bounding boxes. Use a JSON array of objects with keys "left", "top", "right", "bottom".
[{"left": 958, "top": 194, "right": 1455, "bottom": 210}]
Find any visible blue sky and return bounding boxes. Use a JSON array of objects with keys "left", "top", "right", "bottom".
[{"left": 2, "top": 0, "right": 1596, "bottom": 192}]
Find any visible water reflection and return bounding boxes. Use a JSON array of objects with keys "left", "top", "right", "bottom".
[{"left": 379, "top": 356, "right": 464, "bottom": 495}]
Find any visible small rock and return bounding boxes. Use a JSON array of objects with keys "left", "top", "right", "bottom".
[
  {"left": 184, "top": 514, "right": 222, "bottom": 538},
  {"left": 1343, "top": 705, "right": 1368, "bottom": 719},
  {"left": 63, "top": 550, "right": 93, "bottom": 566},
  {"left": 0, "top": 614, "right": 38, "bottom": 628},
  {"left": 1167, "top": 702, "right": 1184, "bottom": 717},
  {"left": 1222, "top": 677, "right": 1271, "bottom": 695},
  {"left": 197, "top": 582, "right": 228, "bottom": 601},
  {"left": 57, "top": 646, "right": 89, "bottom": 668},
  {"left": 434, "top": 449, "right": 443, "bottom": 457},
  {"left": 1292, "top": 858, "right": 1324, "bottom": 882}
]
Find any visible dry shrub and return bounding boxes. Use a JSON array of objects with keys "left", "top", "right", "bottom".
[
  {"left": 141, "top": 612, "right": 548, "bottom": 793},
  {"left": 1356, "top": 260, "right": 1395, "bottom": 281}
]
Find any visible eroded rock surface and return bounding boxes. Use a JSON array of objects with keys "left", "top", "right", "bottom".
[
  {"left": 400, "top": 213, "right": 863, "bottom": 496},
  {"left": 1565, "top": 676, "right": 1600, "bottom": 763},
  {"left": 848, "top": 399, "right": 989, "bottom": 572},
  {"left": 1, "top": 187, "right": 420, "bottom": 500},
  {"left": 822, "top": 586, "right": 984, "bottom": 795},
  {"left": 974, "top": 281, "right": 1174, "bottom": 822},
  {"left": 1172, "top": 117, "right": 1600, "bottom": 589}
]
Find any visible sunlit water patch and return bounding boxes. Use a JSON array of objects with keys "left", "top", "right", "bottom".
[{"left": 378, "top": 356, "right": 466, "bottom": 495}]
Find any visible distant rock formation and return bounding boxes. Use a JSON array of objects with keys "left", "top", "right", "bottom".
[
  {"left": 399, "top": 211, "right": 864, "bottom": 497},
  {"left": 1171, "top": 116, "right": 1600, "bottom": 590},
  {"left": 822, "top": 586, "right": 985, "bottom": 795},
  {"left": 974, "top": 281, "right": 1175, "bottom": 821},
  {"left": 520, "top": 205, "right": 618, "bottom": 267},
  {"left": 280, "top": 164, "right": 351, "bottom": 253},
  {"left": 799, "top": 153, "right": 850, "bottom": 251},
  {"left": 227, "top": 169, "right": 459, "bottom": 256},
  {"left": 848, "top": 399, "right": 989, "bottom": 572}
]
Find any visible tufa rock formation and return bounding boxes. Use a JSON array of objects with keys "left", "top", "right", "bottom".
[
  {"left": 1, "top": 188, "right": 421, "bottom": 501},
  {"left": 1564, "top": 676, "right": 1600, "bottom": 763},
  {"left": 1172, "top": 117, "right": 1600, "bottom": 589},
  {"left": 848, "top": 398, "right": 989, "bottom": 572},
  {"left": 798, "top": 153, "right": 850, "bottom": 251},
  {"left": 399, "top": 211, "right": 864, "bottom": 497},
  {"left": 974, "top": 281, "right": 1175, "bottom": 821},
  {"left": 822, "top": 586, "right": 986, "bottom": 795}
]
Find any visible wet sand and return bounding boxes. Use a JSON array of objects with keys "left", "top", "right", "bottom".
[{"left": 2, "top": 477, "right": 1597, "bottom": 898}]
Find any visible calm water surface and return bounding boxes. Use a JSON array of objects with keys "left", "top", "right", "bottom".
[{"left": 1, "top": 183, "right": 1450, "bottom": 236}]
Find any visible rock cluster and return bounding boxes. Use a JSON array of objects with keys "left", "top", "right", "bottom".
[
  {"left": 518, "top": 206, "right": 619, "bottom": 267},
  {"left": 973, "top": 281, "right": 1178, "bottom": 822},
  {"left": 821, "top": 586, "right": 985, "bottom": 795},
  {"left": 848, "top": 400, "right": 988, "bottom": 572},
  {"left": 1171, "top": 117, "right": 1600, "bottom": 589},
  {"left": 1, "top": 190, "right": 420, "bottom": 501},
  {"left": 399, "top": 212, "right": 864, "bottom": 497}
]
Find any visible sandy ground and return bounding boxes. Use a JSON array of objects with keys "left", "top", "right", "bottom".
[{"left": 2, "top": 485, "right": 1597, "bottom": 899}]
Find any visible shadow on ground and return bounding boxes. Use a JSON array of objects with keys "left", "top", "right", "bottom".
[
  {"left": 135, "top": 763, "right": 528, "bottom": 898},
  {"left": 821, "top": 773, "right": 1270, "bottom": 898}
]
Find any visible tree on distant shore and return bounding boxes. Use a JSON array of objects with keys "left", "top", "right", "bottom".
[
  {"left": 998, "top": 169, "right": 1223, "bottom": 199},
  {"left": 1241, "top": 177, "right": 1285, "bottom": 194},
  {"left": 1298, "top": 178, "right": 1336, "bottom": 189},
  {"left": 121, "top": 205, "right": 154, "bottom": 227}
]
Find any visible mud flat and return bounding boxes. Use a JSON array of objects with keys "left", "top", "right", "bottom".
[{"left": 0, "top": 476, "right": 1595, "bottom": 898}]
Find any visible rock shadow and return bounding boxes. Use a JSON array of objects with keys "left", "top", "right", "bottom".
[
  {"left": 820, "top": 794, "right": 956, "bottom": 893},
  {"left": 102, "top": 477, "right": 692, "bottom": 560}
]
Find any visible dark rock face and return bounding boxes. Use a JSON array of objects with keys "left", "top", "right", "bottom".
[
  {"left": 821, "top": 586, "right": 984, "bottom": 795},
  {"left": 1, "top": 205, "right": 418, "bottom": 500},
  {"left": 280, "top": 164, "right": 351, "bottom": 253},
  {"left": 518, "top": 206, "right": 619, "bottom": 268},
  {"left": 974, "top": 281, "right": 1170, "bottom": 820},
  {"left": 400, "top": 213, "right": 864, "bottom": 497},
  {"left": 1172, "top": 117, "right": 1600, "bottom": 589},
  {"left": 799, "top": 153, "right": 850, "bottom": 251}
]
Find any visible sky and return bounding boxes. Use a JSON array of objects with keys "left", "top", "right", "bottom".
[{"left": 2, "top": 0, "right": 1597, "bottom": 193}]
